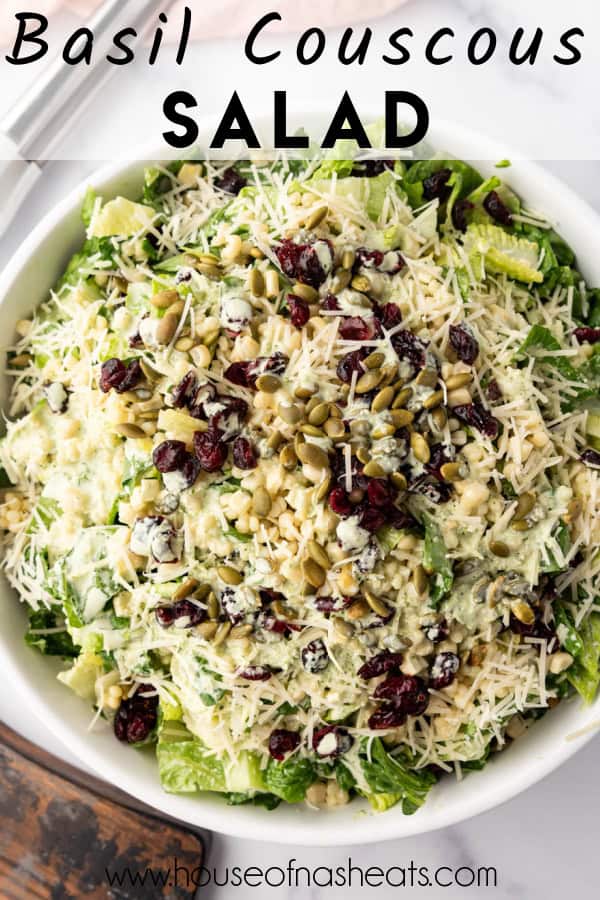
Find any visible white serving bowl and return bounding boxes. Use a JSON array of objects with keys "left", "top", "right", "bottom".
[{"left": 1, "top": 117, "right": 599, "bottom": 846}]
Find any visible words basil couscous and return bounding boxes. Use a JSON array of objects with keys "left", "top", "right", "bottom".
[{"left": 1, "top": 149, "right": 600, "bottom": 814}]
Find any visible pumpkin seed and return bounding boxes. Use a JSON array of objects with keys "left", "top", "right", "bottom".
[
  {"left": 217, "top": 565, "right": 243, "bottom": 586},
  {"left": 392, "top": 387, "right": 412, "bottom": 409},
  {"left": 351, "top": 274, "right": 371, "bottom": 293},
  {"left": 207, "top": 591, "right": 220, "bottom": 619},
  {"left": 279, "top": 444, "right": 297, "bottom": 469},
  {"left": 371, "top": 385, "right": 395, "bottom": 413},
  {"left": 355, "top": 369, "right": 383, "bottom": 394},
  {"left": 212, "top": 622, "right": 231, "bottom": 646},
  {"left": 445, "top": 371, "right": 473, "bottom": 391},
  {"left": 330, "top": 268, "right": 352, "bottom": 294},
  {"left": 563, "top": 498, "right": 582, "bottom": 523},
  {"left": 365, "top": 590, "right": 391, "bottom": 618},
  {"left": 175, "top": 336, "right": 195, "bottom": 352},
  {"left": 346, "top": 599, "right": 370, "bottom": 620},
  {"left": 117, "top": 422, "right": 149, "bottom": 440},
  {"left": 197, "top": 252, "right": 220, "bottom": 266},
  {"left": 301, "top": 424, "right": 324, "bottom": 438},
  {"left": 155, "top": 313, "right": 179, "bottom": 344},
  {"left": 10, "top": 353, "right": 31, "bottom": 368},
  {"left": 364, "top": 351, "right": 385, "bottom": 370},
  {"left": 230, "top": 623, "right": 253, "bottom": 639},
  {"left": 512, "top": 520, "right": 531, "bottom": 532},
  {"left": 252, "top": 487, "right": 272, "bottom": 517},
  {"left": 197, "top": 262, "right": 222, "bottom": 279},
  {"left": 267, "top": 430, "right": 284, "bottom": 451},
  {"left": 413, "top": 565, "right": 429, "bottom": 595},
  {"left": 304, "top": 205, "right": 329, "bottom": 229},
  {"left": 302, "top": 558, "right": 326, "bottom": 588},
  {"left": 363, "top": 460, "right": 386, "bottom": 478},
  {"left": 440, "top": 461, "right": 461, "bottom": 482},
  {"left": 293, "top": 282, "right": 319, "bottom": 303},
  {"left": 324, "top": 418, "right": 345, "bottom": 439},
  {"left": 332, "top": 618, "right": 354, "bottom": 641},
  {"left": 307, "top": 540, "right": 330, "bottom": 570},
  {"left": 415, "top": 368, "right": 438, "bottom": 387},
  {"left": 249, "top": 246, "right": 265, "bottom": 259},
  {"left": 511, "top": 600, "right": 535, "bottom": 625},
  {"left": 197, "top": 621, "right": 218, "bottom": 640},
  {"left": 342, "top": 249, "right": 355, "bottom": 270},
  {"left": 271, "top": 599, "right": 291, "bottom": 619},
  {"left": 329, "top": 404, "right": 342, "bottom": 419},
  {"left": 315, "top": 475, "right": 331, "bottom": 501},
  {"left": 293, "top": 385, "right": 313, "bottom": 400},
  {"left": 265, "top": 270, "right": 280, "bottom": 298},
  {"left": 248, "top": 267, "right": 265, "bottom": 297},
  {"left": 356, "top": 446, "right": 370, "bottom": 465},
  {"left": 372, "top": 423, "right": 395, "bottom": 440},
  {"left": 256, "top": 373, "right": 281, "bottom": 393},
  {"left": 308, "top": 402, "right": 330, "bottom": 426},
  {"left": 411, "top": 432, "right": 430, "bottom": 464},
  {"left": 172, "top": 578, "right": 199, "bottom": 601},
  {"left": 422, "top": 389, "right": 444, "bottom": 410},
  {"left": 390, "top": 472, "right": 407, "bottom": 490},
  {"left": 489, "top": 540, "right": 510, "bottom": 558},
  {"left": 293, "top": 432, "right": 306, "bottom": 455},
  {"left": 277, "top": 402, "right": 303, "bottom": 425},
  {"left": 297, "top": 442, "right": 329, "bottom": 469},
  {"left": 391, "top": 408, "right": 415, "bottom": 428},
  {"left": 431, "top": 407, "right": 448, "bottom": 430},
  {"left": 151, "top": 289, "right": 179, "bottom": 309},
  {"left": 512, "top": 491, "right": 536, "bottom": 522}
]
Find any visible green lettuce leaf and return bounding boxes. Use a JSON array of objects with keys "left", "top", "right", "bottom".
[
  {"left": 422, "top": 513, "right": 453, "bottom": 606},
  {"left": 464, "top": 224, "right": 543, "bottom": 284},
  {"left": 566, "top": 612, "right": 600, "bottom": 704},
  {"left": 402, "top": 160, "right": 483, "bottom": 210},
  {"left": 263, "top": 757, "right": 315, "bottom": 804},
  {"left": 25, "top": 605, "right": 77, "bottom": 658},
  {"left": 360, "top": 739, "right": 436, "bottom": 815}
]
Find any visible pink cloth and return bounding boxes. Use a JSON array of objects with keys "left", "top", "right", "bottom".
[{"left": 0, "top": 1, "right": 408, "bottom": 44}]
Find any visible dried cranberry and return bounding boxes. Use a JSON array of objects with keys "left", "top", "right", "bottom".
[
  {"left": 155, "top": 598, "right": 206, "bottom": 629},
  {"left": 288, "top": 294, "right": 310, "bottom": 328},
  {"left": 210, "top": 396, "right": 249, "bottom": 439},
  {"left": 368, "top": 704, "right": 407, "bottom": 730},
  {"left": 487, "top": 379, "right": 502, "bottom": 402},
  {"left": 328, "top": 486, "right": 353, "bottom": 517},
  {"left": 189, "top": 383, "right": 218, "bottom": 420},
  {"left": 358, "top": 505, "right": 387, "bottom": 533},
  {"left": 422, "top": 168, "right": 451, "bottom": 201},
  {"left": 453, "top": 401, "right": 499, "bottom": 439},
  {"left": 214, "top": 166, "right": 246, "bottom": 195},
  {"left": 321, "top": 293, "right": 340, "bottom": 311},
  {"left": 509, "top": 608, "right": 556, "bottom": 645},
  {"left": 379, "top": 302, "right": 402, "bottom": 330},
  {"left": 367, "top": 479, "right": 395, "bottom": 508},
  {"left": 483, "top": 190, "right": 513, "bottom": 226},
  {"left": 430, "top": 652, "right": 460, "bottom": 690},
  {"left": 352, "top": 158, "right": 394, "bottom": 177},
  {"left": 410, "top": 477, "right": 453, "bottom": 505},
  {"left": 449, "top": 324, "right": 479, "bottom": 365},
  {"left": 574, "top": 327, "right": 600, "bottom": 344},
  {"left": 425, "top": 444, "right": 453, "bottom": 482},
  {"left": 172, "top": 371, "right": 198, "bottom": 408},
  {"left": 114, "top": 683, "right": 158, "bottom": 744},
  {"left": 259, "top": 588, "right": 286, "bottom": 606},
  {"left": 268, "top": 728, "right": 300, "bottom": 761},
  {"left": 581, "top": 448, "right": 600, "bottom": 469},
  {"left": 232, "top": 436, "right": 257, "bottom": 469},
  {"left": 224, "top": 354, "right": 288, "bottom": 390},
  {"left": 355, "top": 248, "right": 384, "bottom": 269},
  {"left": 451, "top": 198, "right": 473, "bottom": 232},
  {"left": 275, "top": 238, "right": 333, "bottom": 288},
  {"left": 238, "top": 665, "right": 272, "bottom": 681},
  {"left": 128, "top": 332, "right": 143, "bottom": 349},
  {"left": 336, "top": 347, "right": 369, "bottom": 383},
  {"left": 358, "top": 650, "right": 403, "bottom": 680},
  {"left": 193, "top": 429, "right": 227, "bottom": 472},
  {"left": 301, "top": 638, "right": 329, "bottom": 673},
  {"left": 223, "top": 361, "right": 254, "bottom": 388},
  {"left": 312, "top": 725, "right": 353, "bottom": 758},
  {"left": 100, "top": 358, "right": 143, "bottom": 394},
  {"left": 152, "top": 440, "right": 188, "bottom": 473},
  {"left": 339, "top": 316, "right": 376, "bottom": 341},
  {"left": 423, "top": 619, "right": 448, "bottom": 643},
  {"left": 179, "top": 454, "right": 201, "bottom": 489},
  {"left": 355, "top": 248, "right": 405, "bottom": 276},
  {"left": 390, "top": 330, "right": 428, "bottom": 374},
  {"left": 314, "top": 596, "right": 342, "bottom": 613},
  {"left": 373, "top": 674, "right": 429, "bottom": 717},
  {"left": 220, "top": 587, "right": 243, "bottom": 625}
]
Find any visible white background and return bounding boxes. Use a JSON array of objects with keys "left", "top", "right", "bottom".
[{"left": 1, "top": 0, "right": 599, "bottom": 896}]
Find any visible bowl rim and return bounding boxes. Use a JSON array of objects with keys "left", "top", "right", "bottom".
[{"left": 1, "top": 114, "right": 599, "bottom": 845}]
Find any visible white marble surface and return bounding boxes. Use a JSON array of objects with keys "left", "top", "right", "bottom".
[{"left": 1, "top": 0, "right": 600, "bottom": 896}]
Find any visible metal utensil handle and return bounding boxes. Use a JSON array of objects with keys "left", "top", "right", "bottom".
[{"left": 0, "top": 0, "right": 162, "bottom": 158}]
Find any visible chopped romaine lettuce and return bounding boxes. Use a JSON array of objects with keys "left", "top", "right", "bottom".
[
  {"left": 25, "top": 605, "right": 78, "bottom": 658},
  {"left": 422, "top": 513, "right": 453, "bottom": 606},
  {"left": 360, "top": 739, "right": 436, "bottom": 815},
  {"left": 263, "top": 756, "right": 315, "bottom": 804}
]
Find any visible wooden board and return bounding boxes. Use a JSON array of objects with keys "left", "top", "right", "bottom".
[{"left": 0, "top": 723, "right": 206, "bottom": 899}]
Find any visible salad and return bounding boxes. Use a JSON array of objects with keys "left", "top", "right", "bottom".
[{"left": 1, "top": 150, "right": 600, "bottom": 815}]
